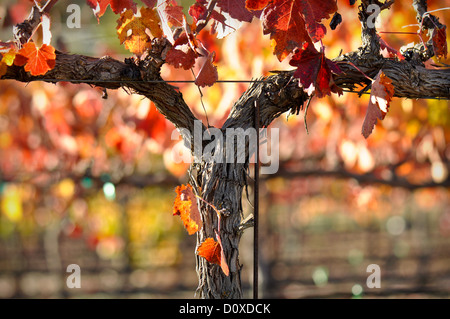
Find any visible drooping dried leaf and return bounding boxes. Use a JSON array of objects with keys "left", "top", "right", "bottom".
[
  {"left": 361, "top": 70, "right": 395, "bottom": 138},
  {"left": 87, "top": 0, "right": 137, "bottom": 20},
  {"left": 214, "top": 230, "right": 229, "bottom": 276},
  {"left": 289, "top": 42, "right": 342, "bottom": 98},
  {"left": 261, "top": 0, "right": 338, "bottom": 61},
  {"left": 196, "top": 232, "right": 229, "bottom": 276},
  {"left": 116, "top": 7, "right": 162, "bottom": 56},
  {"left": 432, "top": 26, "right": 447, "bottom": 60},
  {"left": 195, "top": 51, "right": 218, "bottom": 87},
  {"left": 14, "top": 42, "right": 56, "bottom": 76},
  {"left": 173, "top": 184, "right": 203, "bottom": 235}
]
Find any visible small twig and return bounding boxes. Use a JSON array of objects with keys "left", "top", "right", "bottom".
[
  {"left": 378, "top": 31, "right": 419, "bottom": 35},
  {"left": 304, "top": 94, "right": 313, "bottom": 134},
  {"left": 40, "top": 0, "right": 59, "bottom": 13},
  {"left": 346, "top": 60, "right": 374, "bottom": 82},
  {"left": 190, "top": 68, "right": 210, "bottom": 127},
  {"left": 378, "top": 0, "right": 395, "bottom": 11}
]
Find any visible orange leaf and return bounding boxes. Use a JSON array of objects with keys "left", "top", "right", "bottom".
[
  {"left": 197, "top": 238, "right": 221, "bottom": 264},
  {"left": 14, "top": 42, "right": 56, "bottom": 76},
  {"left": 361, "top": 71, "right": 395, "bottom": 138},
  {"left": 197, "top": 231, "right": 229, "bottom": 276},
  {"left": 173, "top": 184, "right": 203, "bottom": 235}
]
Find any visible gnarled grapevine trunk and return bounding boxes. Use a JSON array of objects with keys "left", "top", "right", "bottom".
[
  {"left": 193, "top": 162, "right": 247, "bottom": 298},
  {"left": 190, "top": 79, "right": 307, "bottom": 298}
]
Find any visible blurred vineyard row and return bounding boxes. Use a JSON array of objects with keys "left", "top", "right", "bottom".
[{"left": 0, "top": 177, "right": 449, "bottom": 298}]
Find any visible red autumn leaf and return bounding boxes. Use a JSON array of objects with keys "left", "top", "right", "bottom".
[
  {"left": 14, "top": 42, "right": 56, "bottom": 76},
  {"left": 165, "top": 33, "right": 200, "bottom": 69},
  {"left": 216, "top": 0, "right": 254, "bottom": 23},
  {"left": 86, "top": 0, "right": 137, "bottom": 20},
  {"left": 162, "top": 0, "right": 184, "bottom": 27},
  {"left": 195, "top": 51, "right": 218, "bottom": 87},
  {"left": 289, "top": 42, "right": 342, "bottom": 98},
  {"left": 189, "top": 0, "right": 208, "bottom": 25},
  {"left": 361, "top": 70, "right": 395, "bottom": 138},
  {"left": 196, "top": 231, "right": 229, "bottom": 276},
  {"left": 261, "top": 0, "right": 337, "bottom": 61},
  {"left": 173, "top": 184, "right": 203, "bottom": 235},
  {"left": 432, "top": 26, "right": 447, "bottom": 60}
]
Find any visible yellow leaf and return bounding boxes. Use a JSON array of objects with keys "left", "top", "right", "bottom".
[
  {"left": 2, "top": 50, "right": 17, "bottom": 66},
  {"left": 116, "top": 7, "right": 163, "bottom": 56},
  {"left": 0, "top": 49, "right": 16, "bottom": 78}
]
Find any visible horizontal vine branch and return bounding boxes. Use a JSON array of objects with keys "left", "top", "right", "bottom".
[{"left": 2, "top": 51, "right": 449, "bottom": 133}]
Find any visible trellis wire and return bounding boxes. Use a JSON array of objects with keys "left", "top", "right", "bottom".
[
  {"left": 253, "top": 100, "right": 260, "bottom": 300},
  {"left": 17, "top": 78, "right": 449, "bottom": 100}
]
